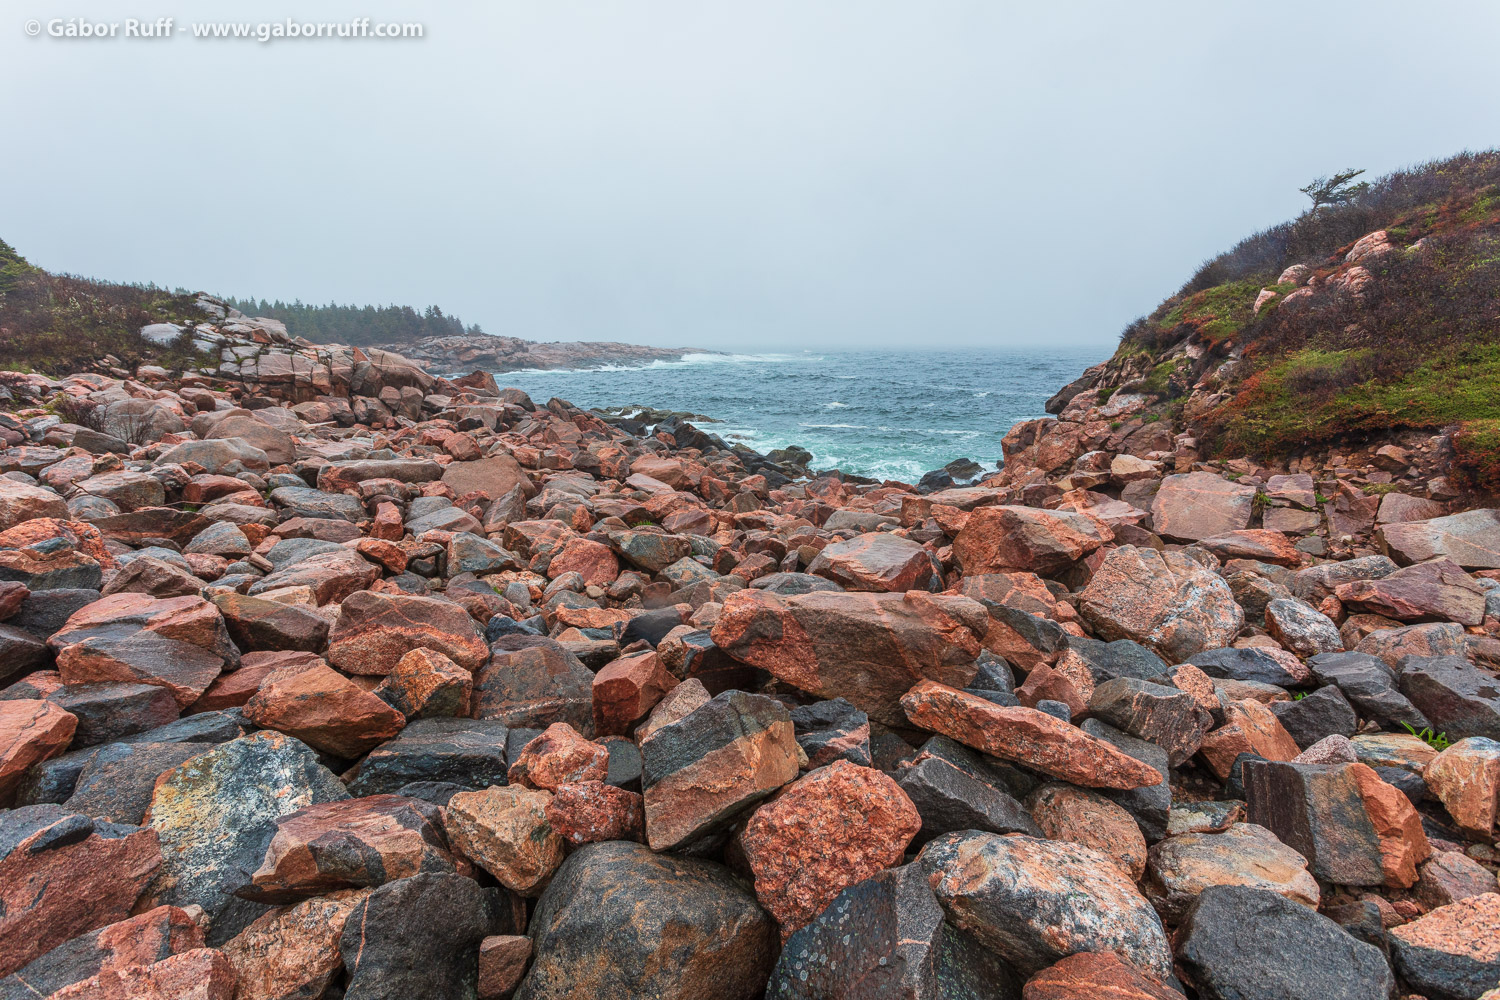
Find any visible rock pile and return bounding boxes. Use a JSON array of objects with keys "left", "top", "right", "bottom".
[{"left": 2, "top": 339, "right": 1499, "bottom": 999}]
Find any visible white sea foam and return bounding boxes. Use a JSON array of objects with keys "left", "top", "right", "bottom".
[{"left": 824, "top": 401, "right": 849, "bottom": 409}]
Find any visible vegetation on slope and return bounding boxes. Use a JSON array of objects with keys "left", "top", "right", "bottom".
[
  {"left": 1113, "top": 150, "right": 1500, "bottom": 477},
  {"left": 224, "top": 297, "right": 484, "bottom": 347}
]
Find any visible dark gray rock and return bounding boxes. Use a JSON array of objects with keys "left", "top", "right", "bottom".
[
  {"left": 750, "top": 572, "right": 844, "bottom": 596},
  {"left": 346, "top": 717, "right": 511, "bottom": 796},
  {"left": 47, "top": 682, "right": 179, "bottom": 747},
  {"left": 1308, "top": 651, "right": 1430, "bottom": 730},
  {"left": 1399, "top": 656, "right": 1500, "bottom": 741},
  {"left": 896, "top": 756, "right": 1041, "bottom": 843},
  {"left": 1062, "top": 635, "right": 1170, "bottom": 683},
  {"left": 8, "top": 589, "right": 99, "bottom": 641},
  {"left": 1269, "top": 686, "right": 1359, "bottom": 749},
  {"left": 1189, "top": 647, "right": 1303, "bottom": 688},
  {"left": 790, "top": 697, "right": 872, "bottom": 768},
  {"left": 64, "top": 741, "right": 206, "bottom": 824},
  {"left": 1080, "top": 718, "right": 1171, "bottom": 842},
  {"left": 1175, "top": 886, "right": 1393, "bottom": 1000}
]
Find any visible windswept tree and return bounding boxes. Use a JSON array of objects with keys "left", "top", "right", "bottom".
[{"left": 1299, "top": 169, "right": 1370, "bottom": 214}]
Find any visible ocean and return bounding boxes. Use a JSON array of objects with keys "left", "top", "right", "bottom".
[{"left": 486, "top": 348, "right": 1104, "bottom": 483}]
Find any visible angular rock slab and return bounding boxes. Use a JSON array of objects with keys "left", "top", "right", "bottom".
[
  {"left": 0, "top": 905, "right": 202, "bottom": 1000},
  {"left": 807, "top": 531, "right": 936, "bottom": 592},
  {"left": 1244, "top": 759, "right": 1430, "bottom": 888},
  {"left": 917, "top": 829, "right": 1172, "bottom": 980},
  {"left": 900, "top": 681, "right": 1163, "bottom": 790},
  {"left": 1174, "top": 885, "right": 1392, "bottom": 1000},
  {"left": 44, "top": 947, "right": 235, "bottom": 1000},
  {"left": 711, "top": 589, "right": 988, "bottom": 726},
  {"left": 1423, "top": 736, "right": 1500, "bottom": 839},
  {"left": 1150, "top": 471, "right": 1255, "bottom": 543},
  {"left": 1022, "top": 951, "right": 1180, "bottom": 1000},
  {"left": 327, "top": 590, "right": 488, "bottom": 676},
  {"left": 515, "top": 841, "right": 777, "bottom": 1000},
  {"left": 639, "top": 689, "right": 800, "bottom": 851},
  {"left": 1390, "top": 892, "right": 1500, "bottom": 1000},
  {"left": 0, "top": 698, "right": 77, "bottom": 805},
  {"left": 143, "top": 731, "right": 349, "bottom": 942},
  {"left": 1378, "top": 508, "right": 1500, "bottom": 569},
  {"left": 0, "top": 806, "right": 163, "bottom": 977},
  {"left": 953, "top": 505, "right": 1111, "bottom": 576},
  {"left": 1143, "top": 821, "right": 1319, "bottom": 922},
  {"left": 473, "top": 638, "right": 595, "bottom": 736},
  {"left": 241, "top": 794, "right": 457, "bottom": 903},
  {"left": 345, "top": 717, "right": 510, "bottom": 796},
  {"left": 244, "top": 657, "right": 405, "bottom": 759},
  {"left": 221, "top": 889, "right": 370, "bottom": 1000},
  {"left": 740, "top": 759, "right": 921, "bottom": 937}
]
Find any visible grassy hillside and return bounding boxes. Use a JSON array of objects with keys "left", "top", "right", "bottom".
[{"left": 1111, "top": 150, "right": 1500, "bottom": 480}]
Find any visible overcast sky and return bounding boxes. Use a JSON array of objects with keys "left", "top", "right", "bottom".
[{"left": 4, "top": 1, "right": 1498, "bottom": 352}]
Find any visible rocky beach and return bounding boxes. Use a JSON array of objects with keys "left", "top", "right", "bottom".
[{"left": 1, "top": 232, "right": 1500, "bottom": 1000}]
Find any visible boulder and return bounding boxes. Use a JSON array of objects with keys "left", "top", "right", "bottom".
[
  {"left": 1150, "top": 472, "right": 1256, "bottom": 542},
  {"left": 1143, "top": 822, "right": 1318, "bottom": 921},
  {"left": 373, "top": 647, "right": 473, "bottom": 720},
  {"left": 473, "top": 638, "right": 595, "bottom": 734},
  {"left": 901, "top": 681, "right": 1164, "bottom": 789},
  {"left": 543, "top": 779, "right": 645, "bottom": 846},
  {"left": 896, "top": 755, "right": 1041, "bottom": 843},
  {"left": 1423, "top": 737, "right": 1500, "bottom": 839},
  {"left": 1078, "top": 546, "right": 1244, "bottom": 663},
  {"left": 917, "top": 830, "right": 1172, "bottom": 980},
  {"left": 327, "top": 591, "right": 488, "bottom": 676},
  {"left": 212, "top": 593, "right": 329, "bottom": 653},
  {"left": 1399, "top": 656, "right": 1500, "bottom": 740},
  {"left": 64, "top": 741, "right": 207, "bottom": 824},
  {"left": 245, "top": 658, "right": 405, "bottom": 758},
  {"left": 445, "top": 785, "right": 564, "bottom": 895},
  {"left": 221, "top": 889, "right": 369, "bottom": 1000},
  {"left": 591, "top": 650, "right": 677, "bottom": 737},
  {"left": 506, "top": 723, "right": 608, "bottom": 791},
  {"left": 42, "top": 947, "right": 235, "bottom": 1000},
  {"left": 740, "top": 759, "right": 921, "bottom": 937},
  {"left": 0, "top": 699, "right": 77, "bottom": 805},
  {"left": 248, "top": 549, "right": 380, "bottom": 606},
  {"left": 711, "top": 589, "right": 989, "bottom": 726},
  {"left": 807, "top": 532, "right": 936, "bottom": 591},
  {"left": 515, "top": 841, "right": 776, "bottom": 1000},
  {"left": 1088, "top": 676, "right": 1211, "bottom": 767},
  {"left": 345, "top": 717, "right": 511, "bottom": 796},
  {"left": 0, "top": 479, "right": 67, "bottom": 530},
  {"left": 1022, "top": 951, "right": 1179, "bottom": 1000},
  {"left": 1174, "top": 886, "right": 1392, "bottom": 1000},
  {"left": 1336, "top": 559, "right": 1486, "bottom": 626},
  {"left": 1389, "top": 892, "right": 1500, "bottom": 1000},
  {"left": 1265, "top": 598, "right": 1344, "bottom": 656},
  {"left": 953, "top": 505, "right": 1112, "bottom": 576},
  {"left": 0, "top": 905, "right": 202, "bottom": 1000},
  {"left": 1378, "top": 509, "right": 1500, "bottom": 569}
]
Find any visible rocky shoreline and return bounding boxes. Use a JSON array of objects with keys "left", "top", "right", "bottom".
[
  {"left": 1, "top": 308, "right": 1499, "bottom": 999},
  {"left": 370, "top": 333, "right": 710, "bottom": 374}
]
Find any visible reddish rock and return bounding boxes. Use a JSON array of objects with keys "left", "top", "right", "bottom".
[
  {"left": 630, "top": 455, "right": 689, "bottom": 488},
  {"left": 592, "top": 650, "right": 678, "bottom": 737},
  {"left": 243, "top": 794, "right": 456, "bottom": 902},
  {"left": 0, "top": 699, "right": 77, "bottom": 805},
  {"left": 806, "top": 532, "right": 935, "bottom": 592},
  {"left": 546, "top": 537, "right": 619, "bottom": 587},
  {"left": 247, "top": 549, "right": 380, "bottom": 606},
  {"left": 0, "top": 579, "right": 28, "bottom": 618},
  {"left": 0, "top": 479, "right": 68, "bottom": 530},
  {"left": 370, "top": 501, "right": 405, "bottom": 541},
  {"left": 1423, "top": 737, "right": 1500, "bottom": 839},
  {"left": 1390, "top": 893, "right": 1500, "bottom": 1000},
  {"left": 46, "top": 947, "right": 235, "bottom": 1000},
  {"left": 479, "top": 935, "right": 532, "bottom": 1000},
  {"left": 954, "top": 505, "right": 1112, "bottom": 576},
  {"left": 188, "top": 652, "right": 304, "bottom": 712},
  {"left": 711, "top": 589, "right": 989, "bottom": 726},
  {"left": 1416, "top": 850, "right": 1499, "bottom": 909},
  {"left": 544, "top": 779, "right": 646, "bottom": 845},
  {"left": 221, "top": 889, "right": 370, "bottom": 1000},
  {"left": 1150, "top": 471, "right": 1256, "bottom": 542},
  {"left": 326, "top": 590, "right": 488, "bottom": 676},
  {"left": 1026, "top": 782, "right": 1148, "bottom": 881},
  {"left": 211, "top": 592, "right": 329, "bottom": 653},
  {"left": 1142, "top": 822, "right": 1319, "bottom": 921},
  {"left": 0, "top": 807, "right": 163, "bottom": 977},
  {"left": 635, "top": 676, "right": 712, "bottom": 742},
  {"left": 507, "top": 722, "right": 609, "bottom": 790},
  {"left": 1336, "top": 558, "right": 1487, "bottom": 626},
  {"left": 1378, "top": 508, "right": 1500, "bottom": 569},
  {"left": 244, "top": 657, "right": 406, "bottom": 758},
  {"left": 445, "top": 785, "right": 564, "bottom": 896},
  {"left": 354, "top": 536, "right": 408, "bottom": 573},
  {"left": 1077, "top": 546, "right": 1244, "bottom": 662},
  {"left": 639, "top": 690, "right": 801, "bottom": 851},
  {"left": 900, "top": 680, "right": 1164, "bottom": 789},
  {"left": 1198, "top": 529, "right": 1303, "bottom": 567},
  {"left": 740, "top": 759, "right": 921, "bottom": 937},
  {"left": 0, "top": 905, "right": 204, "bottom": 998},
  {"left": 473, "top": 638, "right": 595, "bottom": 735},
  {"left": 1022, "top": 951, "right": 1180, "bottom": 1000},
  {"left": 0, "top": 518, "right": 109, "bottom": 590},
  {"left": 49, "top": 593, "right": 238, "bottom": 709},
  {"left": 373, "top": 647, "right": 473, "bottom": 719},
  {"left": 1197, "top": 699, "right": 1301, "bottom": 780}
]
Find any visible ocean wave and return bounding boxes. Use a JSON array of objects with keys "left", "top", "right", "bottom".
[
  {"left": 824, "top": 401, "right": 849, "bottom": 409},
  {"left": 799, "top": 422, "right": 868, "bottom": 430},
  {"left": 494, "top": 351, "right": 807, "bottom": 375}
]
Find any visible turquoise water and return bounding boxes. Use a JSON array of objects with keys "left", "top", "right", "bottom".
[{"left": 488, "top": 348, "right": 1102, "bottom": 482}]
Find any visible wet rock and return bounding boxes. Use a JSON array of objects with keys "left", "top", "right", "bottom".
[
  {"left": 807, "top": 532, "right": 936, "bottom": 591},
  {"left": 1088, "top": 676, "right": 1211, "bottom": 766},
  {"left": 1399, "top": 655, "right": 1500, "bottom": 741},
  {"left": 0, "top": 698, "right": 77, "bottom": 805},
  {"left": 50, "top": 593, "right": 238, "bottom": 709},
  {"left": 346, "top": 717, "right": 511, "bottom": 796},
  {"left": 740, "top": 759, "right": 921, "bottom": 937},
  {"left": 241, "top": 794, "right": 456, "bottom": 902},
  {"left": 0, "top": 905, "right": 203, "bottom": 1000},
  {"left": 639, "top": 689, "right": 799, "bottom": 851},
  {"left": 515, "top": 841, "right": 776, "bottom": 1000},
  {"left": 1390, "top": 892, "right": 1500, "bottom": 1000},
  {"left": 142, "top": 731, "right": 349, "bottom": 941},
  {"left": 1150, "top": 472, "right": 1256, "bottom": 542},
  {"left": 47, "top": 681, "right": 180, "bottom": 747},
  {"left": 543, "top": 779, "right": 644, "bottom": 845},
  {"left": 373, "top": 646, "right": 473, "bottom": 719},
  {"left": 896, "top": 755, "right": 1041, "bottom": 843},
  {"left": 918, "top": 829, "right": 1172, "bottom": 979},
  {"left": 474, "top": 637, "right": 595, "bottom": 734},
  {"left": 221, "top": 889, "right": 369, "bottom": 1000},
  {"left": 1174, "top": 886, "right": 1392, "bottom": 1000},
  {"left": 711, "top": 589, "right": 988, "bottom": 726},
  {"left": 1269, "top": 685, "right": 1359, "bottom": 749},
  {"left": 789, "top": 696, "right": 872, "bottom": 768},
  {"left": 901, "top": 681, "right": 1164, "bottom": 789},
  {"left": 339, "top": 872, "right": 513, "bottom": 1000},
  {"left": 1244, "top": 758, "right": 1430, "bottom": 888},
  {"left": 245, "top": 657, "right": 405, "bottom": 758},
  {"left": 1144, "top": 821, "right": 1318, "bottom": 921},
  {"left": 1336, "top": 558, "right": 1486, "bottom": 626},
  {"left": 1078, "top": 546, "right": 1243, "bottom": 662},
  {"left": 953, "top": 505, "right": 1111, "bottom": 576},
  {"left": 445, "top": 785, "right": 564, "bottom": 895},
  {"left": 327, "top": 590, "right": 488, "bottom": 676},
  {"left": 0, "top": 806, "right": 163, "bottom": 977},
  {"left": 591, "top": 650, "right": 677, "bottom": 737},
  {"left": 1423, "top": 737, "right": 1500, "bottom": 838}
]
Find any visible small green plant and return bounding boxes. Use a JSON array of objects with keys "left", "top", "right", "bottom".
[
  {"left": 1361, "top": 482, "right": 1402, "bottom": 495},
  {"left": 1109, "top": 421, "right": 1122, "bottom": 431},
  {"left": 1292, "top": 691, "right": 1307, "bottom": 701},
  {"left": 1400, "top": 721, "right": 1452, "bottom": 751}
]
